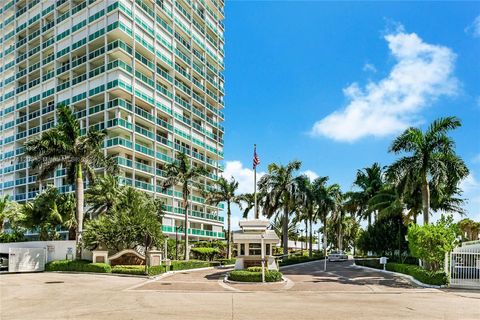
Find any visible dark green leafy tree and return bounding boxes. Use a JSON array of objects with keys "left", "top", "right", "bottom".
[
  {"left": 407, "top": 215, "right": 459, "bottom": 271},
  {"left": 25, "top": 105, "right": 112, "bottom": 258},
  {"left": 388, "top": 117, "right": 469, "bottom": 224},
  {"left": 258, "top": 160, "right": 302, "bottom": 256},
  {"left": 21, "top": 187, "right": 76, "bottom": 241},
  {"left": 205, "top": 176, "right": 241, "bottom": 259},
  {"left": 82, "top": 187, "right": 164, "bottom": 252},
  {"left": 161, "top": 152, "right": 208, "bottom": 260}
]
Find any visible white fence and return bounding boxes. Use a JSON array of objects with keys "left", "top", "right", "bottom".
[
  {"left": 0, "top": 240, "right": 92, "bottom": 263},
  {"left": 448, "top": 241, "right": 480, "bottom": 289}
]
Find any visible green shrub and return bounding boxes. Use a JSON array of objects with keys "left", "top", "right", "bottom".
[
  {"left": 354, "top": 258, "right": 382, "bottom": 269},
  {"left": 45, "top": 260, "right": 111, "bottom": 273},
  {"left": 386, "top": 263, "right": 448, "bottom": 286},
  {"left": 228, "top": 270, "right": 283, "bottom": 282},
  {"left": 355, "top": 259, "right": 448, "bottom": 286},
  {"left": 246, "top": 266, "right": 264, "bottom": 272},
  {"left": 111, "top": 265, "right": 146, "bottom": 275},
  {"left": 217, "top": 258, "right": 236, "bottom": 266},
  {"left": 279, "top": 254, "right": 324, "bottom": 266},
  {"left": 148, "top": 265, "right": 166, "bottom": 276},
  {"left": 190, "top": 247, "right": 220, "bottom": 261},
  {"left": 170, "top": 260, "right": 211, "bottom": 271}
]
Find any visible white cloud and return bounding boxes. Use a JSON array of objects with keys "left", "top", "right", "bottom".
[
  {"left": 221, "top": 160, "right": 265, "bottom": 194},
  {"left": 363, "top": 63, "right": 377, "bottom": 73},
  {"left": 465, "top": 15, "right": 480, "bottom": 38},
  {"left": 301, "top": 170, "right": 319, "bottom": 181},
  {"left": 311, "top": 26, "right": 458, "bottom": 142}
]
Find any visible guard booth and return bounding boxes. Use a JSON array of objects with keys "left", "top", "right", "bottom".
[
  {"left": 448, "top": 241, "right": 480, "bottom": 289},
  {"left": 232, "top": 219, "right": 280, "bottom": 270}
]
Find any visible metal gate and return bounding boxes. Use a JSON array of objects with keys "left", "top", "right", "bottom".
[{"left": 449, "top": 241, "right": 480, "bottom": 289}]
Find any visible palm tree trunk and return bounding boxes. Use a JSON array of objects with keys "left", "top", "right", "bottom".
[
  {"left": 323, "top": 215, "right": 327, "bottom": 258},
  {"left": 75, "top": 164, "right": 84, "bottom": 260},
  {"left": 283, "top": 206, "right": 288, "bottom": 256},
  {"left": 184, "top": 194, "right": 189, "bottom": 261},
  {"left": 337, "top": 213, "right": 343, "bottom": 251},
  {"left": 309, "top": 216, "right": 313, "bottom": 257},
  {"left": 421, "top": 175, "right": 430, "bottom": 225},
  {"left": 227, "top": 201, "right": 231, "bottom": 259},
  {"left": 368, "top": 213, "right": 371, "bottom": 227}
]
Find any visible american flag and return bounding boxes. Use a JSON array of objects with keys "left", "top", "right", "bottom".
[{"left": 253, "top": 145, "right": 260, "bottom": 169}]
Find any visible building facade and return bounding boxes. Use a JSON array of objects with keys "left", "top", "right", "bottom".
[{"left": 0, "top": 0, "right": 225, "bottom": 240}]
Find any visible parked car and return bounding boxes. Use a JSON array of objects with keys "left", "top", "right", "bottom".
[{"left": 328, "top": 250, "right": 348, "bottom": 262}]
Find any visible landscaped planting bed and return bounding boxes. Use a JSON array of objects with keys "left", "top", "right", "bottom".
[
  {"left": 45, "top": 260, "right": 111, "bottom": 273},
  {"left": 354, "top": 259, "right": 448, "bottom": 286},
  {"left": 170, "top": 260, "right": 212, "bottom": 271},
  {"left": 228, "top": 267, "right": 283, "bottom": 282},
  {"left": 279, "top": 254, "right": 324, "bottom": 267}
]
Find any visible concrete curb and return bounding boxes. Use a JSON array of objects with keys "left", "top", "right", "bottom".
[
  {"left": 46, "top": 271, "right": 151, "bottom": 279},
  {"left": 352, "top": 264, "right": 445, "bottom": 289},
  {"left": 46, "top": 264, "right": 235, "bottom": 279}
]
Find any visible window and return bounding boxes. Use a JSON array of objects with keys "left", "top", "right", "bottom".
[
  {"left": 249, "top": 243, "right": 261, "bottom": 256},
  {"left": 240, "top": 244, "right": 245, "bottom": 256}
]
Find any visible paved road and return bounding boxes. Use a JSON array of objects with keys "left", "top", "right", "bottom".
[{"left": 1, "top": 260, "right": 479, "bottom": 319}]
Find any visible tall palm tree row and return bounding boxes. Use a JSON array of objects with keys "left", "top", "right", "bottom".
[
  {"left": 24, "top": 105, "right": 111, "bottom": 259},
  {"left": 258, "top": 161, "right": 302, "bottom": 256},
  {"left": 205, "top": 177, "right": 241, "bottom": 259},
  {"left": 161, "top": 152, "right": 208, "bottom": 261}
]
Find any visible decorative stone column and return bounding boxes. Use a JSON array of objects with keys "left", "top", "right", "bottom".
[
  {"left": 92, "top": 250, "right": 109, "bottom": 264},
  {"left": 147, "top": 250, "right": 162, "bottom": 267}
]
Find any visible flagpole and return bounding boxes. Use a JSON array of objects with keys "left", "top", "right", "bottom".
[{"left": 254, "top": 144, "right": 258, "bottom": 219}]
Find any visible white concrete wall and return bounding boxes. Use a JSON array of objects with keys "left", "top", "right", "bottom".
[{"left": 0, "top": 241, "right": 92, "bottom": 262}]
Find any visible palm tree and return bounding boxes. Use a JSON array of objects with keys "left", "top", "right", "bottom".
[
  {"left": 270, "top": 213, "right": 298, "bottom": 244},
  {"left": 296, "top": 175, "right": 329, "bottom": 257},
  {"left": 161, "top": 152, "right": 208, "bottom": 261},
  {"left": 25, "top": 105, "right": 110, "bottom": 258},
  {"left": 349, "top": 163, "right": 384, "bottom": 226},
  {"left": 205, "top": 177, "right": 240, "bottom": 259},
  {"left": 258, "top": 160, "right": 302, "bottom": 256},
  {"left": 388, "top": 117, "right": 469, "bottom": 224},
  {"left": 315, "top": 182, "right": 341, "bottom": 254},
  {"left": 237, "top": 193, "right": 255, "bottom": 218},
  {"left": 85, "top": 174, "right": 123, "bottom": 218},
  {"left": 0, "top": 195, "right": 21, "bottom": 233}
]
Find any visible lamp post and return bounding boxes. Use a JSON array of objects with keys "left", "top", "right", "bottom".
[
  {"left": 175, "top": 225, "right": 184, "bottom": 260},
  {"left": 261, "top": 233, "right": 265, "bottom": 283}
]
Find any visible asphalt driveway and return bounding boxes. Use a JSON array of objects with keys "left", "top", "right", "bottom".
[{"left": 1, "top": 259, "right": 479, "bottom": 319}]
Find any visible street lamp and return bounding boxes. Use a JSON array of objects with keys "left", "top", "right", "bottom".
[{"left": 175, "top": 225, "right": 184, "bottom": 260}]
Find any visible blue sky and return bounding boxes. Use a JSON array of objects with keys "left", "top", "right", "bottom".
[{"left": 221, "top": 1, "right": 480, "bottom": 227}]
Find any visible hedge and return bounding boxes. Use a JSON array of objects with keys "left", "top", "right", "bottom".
[
  {"left": 216, "top": 258, "right": 236, "bottom": 266},
  {"left": 111, "top": 265, "right": 146, "bottom": 275},
  {"left": 228, "top": 270, "right": 283, "bottom": 282},
  {"left": 170, "top": 260, "right": 211, "bottom": 271},
  {"left": 190, "top": 247, "right": 220, "bottom": 261},
  {"left": 279, "top": 254, "right": 324, "bottom": 267},
  {"left": 354, "top": 259, "right": 448, "bottom": 286},
  {"left": 45, "top": 260, "right": 111, "bottom": 273},
  {"left": 386, "top": 263, "right": 448, "bottom": 286}
]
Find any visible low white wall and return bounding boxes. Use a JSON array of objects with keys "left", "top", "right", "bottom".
[
  {"left": 0, "top": 241, "right": 92, "bottom": 262},
  {"left": 287, "top": 240, "right": 321, "bottom": 251}
]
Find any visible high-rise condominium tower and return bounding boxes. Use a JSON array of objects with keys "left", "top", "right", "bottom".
[{"left": 0, "top": 0, "right": 225, "bottom": 240}]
